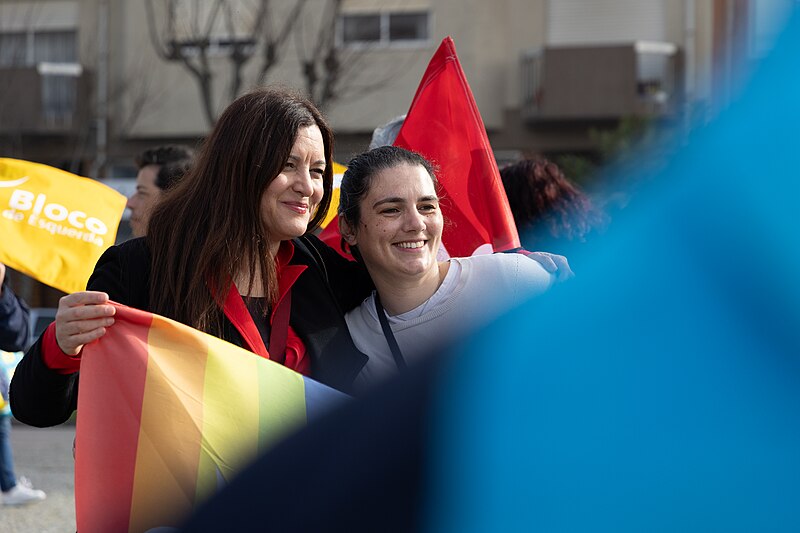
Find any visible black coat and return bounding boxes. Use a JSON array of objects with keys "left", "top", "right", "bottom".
[
  {"left": 0, "top": 279, "right": 30, "bottom": 353},
  {"left": 10, "top": 235, "right": 372, "bottom": 427}
]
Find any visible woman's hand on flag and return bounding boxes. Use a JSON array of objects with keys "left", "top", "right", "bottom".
[{"left": 55, "top": 291, "right": 116, "bottom": 355}]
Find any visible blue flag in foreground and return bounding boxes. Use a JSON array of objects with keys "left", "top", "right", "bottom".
[
  {"left": 177, "top": 12, "right": 800, "bottom": 533},
  {"left": 429, "top": 11, "right": 800, "bottom": 533}
]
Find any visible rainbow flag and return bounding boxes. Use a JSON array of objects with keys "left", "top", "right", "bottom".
[{"left": 75, "top": 304, "right": 346, "bottom": 532}]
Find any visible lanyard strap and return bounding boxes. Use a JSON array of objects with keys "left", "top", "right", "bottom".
[{"left": 374, "top": 293, "right": 406, "bottom": 371}]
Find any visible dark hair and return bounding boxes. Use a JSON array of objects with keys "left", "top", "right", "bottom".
[
  {"left": 135, "top": 145, "right": 195, "bottom": 191},
  {"left": 136, "top": 144, "right": 194, "bottom": 170},
  {"left": 339, "top": 145, "right": 438, "bottom": 229},
  {"left": 147, "top": 87, "right": 334, "bottom": 333},
  {"left": 499, "top": 158, "right": 605, "bottom": 245},
  {"left": 155, "top": 161, "right": 192, "bottom": 191}
]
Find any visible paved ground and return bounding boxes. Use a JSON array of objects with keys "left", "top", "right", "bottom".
[{"left": 2, "top": 422, "right": 76, "bottom": 532}]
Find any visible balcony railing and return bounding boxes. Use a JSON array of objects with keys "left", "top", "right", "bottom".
[
  {"left": 522, "top": 42, "right": 681, "bottom": 122},
  {"left": 0, "top": 63, "right": 92, "bottom": 134}
]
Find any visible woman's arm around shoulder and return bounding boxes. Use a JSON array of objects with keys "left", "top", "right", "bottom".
[{"left": 484, "top": 252, "right": 556, "bottom": 299}]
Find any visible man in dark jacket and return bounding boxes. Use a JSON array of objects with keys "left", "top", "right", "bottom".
[
  {"left": 126, "top": 145, "right": 194, "bottom": 237},
  {"left": 0, "top": 262, "right": 46, "bottom": 506}
]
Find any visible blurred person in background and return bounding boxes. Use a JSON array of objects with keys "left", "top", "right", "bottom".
[
  {"left": 369, "top": 114, "right": 406, "bottom": 150},
  {"left": 0, "top": 262, "right": 46, "bottom": 506},
  {"left": 500, "top": 158, "right": 606, "bottom": 254},
  {"left": 127, "top": 145, "right": 195, "bottom": 237}
]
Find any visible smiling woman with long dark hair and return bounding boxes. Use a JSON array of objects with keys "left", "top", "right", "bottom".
[{"left": 11, "top": 87, "right": 373, "bottom": 427}]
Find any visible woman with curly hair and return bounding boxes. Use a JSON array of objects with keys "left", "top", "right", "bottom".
[{"left": 500, "top": 158, "right": 606, "bottom": 252}]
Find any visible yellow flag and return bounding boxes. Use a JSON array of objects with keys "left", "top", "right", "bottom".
[
  {"left": 0, "top": 158, "right": 126, "bottom": 294},
  {"left": 320, "top": 161, "right": 347, "bottom": 228}
]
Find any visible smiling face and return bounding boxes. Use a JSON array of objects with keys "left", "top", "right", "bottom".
[
  {"left": 126, "top": 164, "right": 162, "bottom": 237},
  {"left": 260, "top": 125, "right": 326, "bottom": 251},
  {"left": 342, "top": 162, "right": 443, "bottom": 284}
]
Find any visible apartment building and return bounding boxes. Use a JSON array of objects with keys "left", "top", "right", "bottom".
[
  {"left": 2, "top": 0, "right": 791, "bottom": 176},
  {"left": 0, "top": 0, "right": 793, "bottom": 306}
]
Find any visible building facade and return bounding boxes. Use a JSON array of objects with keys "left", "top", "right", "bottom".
[
  {"left": 3, "top": 0, "right": 792, "bottom": 172},
  {"left": 0, "top": 0, "right": 795, "bottom": 305}
]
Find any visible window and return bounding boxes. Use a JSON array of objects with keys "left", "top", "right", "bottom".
[
  {"left": 339, "top": 11, "right": 430, "bottom": 47},
  {"left": 0, "top": 32, "right": 28, "bottom": 67},
  {"left": 34, "top": 30, "right": 77, "bottom": 63},
  {"left": 0, "top": 29, "right": 77, "bottom": 66},
  {"left": 388, "top": 13, "right": 428, "bottom": 42},
  {"left": 0, "top": 28, "right": 79, "bottom": 124},
  {"left": 546, "top": 0, "right": 665, "bottom": 45},
  {"left": 342, "top": 14, "right": 381, "bottom": 43}
]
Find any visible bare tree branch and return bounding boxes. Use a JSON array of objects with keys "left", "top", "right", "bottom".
[
  {"left": 144, "top": 0, "right": 172, "bottom": 59},
  {"left": 255, "top": 0, "right": 307, "bottom": 85},
  {"left": 145, "top": 0, "right": 221, "bottom": 126},
  {"left": 297, "top": 0, "right": 423, "bottom": 110},
  {"left": 143, "top": 0, "right": 413, "bottom": 122}
]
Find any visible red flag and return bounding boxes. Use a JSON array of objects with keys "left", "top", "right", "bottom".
[
  {"left": 395, "top": 37, "right": 520, "bottom": 256},
  {"left": 321, "top": 37, "right": 520, "bottom": 258}
]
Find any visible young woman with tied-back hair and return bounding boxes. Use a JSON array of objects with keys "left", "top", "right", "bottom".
[{"left": 338, "top": 146, "right": 554, "bottom": 391}]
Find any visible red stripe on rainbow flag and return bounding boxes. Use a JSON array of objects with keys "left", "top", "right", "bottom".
[{"left": 75, "top": 304, "right": 152, "bottom": 532}]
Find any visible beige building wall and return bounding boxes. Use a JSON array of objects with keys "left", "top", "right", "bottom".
[
  {"left": 504, "top": 0, "right": 547, "bottom": 108},
  {"left": 0, "top": 0, "right": 744, "bottom": 154},
  {"left": 693, "top": 0, "right": 716, "bottom": 103},
  {"left": 328, "top": 0, "right": 547, "bottom": 133},
  {"left": 663, "top": 0, "right": 715, "bottom": 106},
  {"left": 104, "top": 0, "right": 550, "bottom": 137},
  {"left": 328, "top": 0, "right": 447, "bottom": 132}
]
